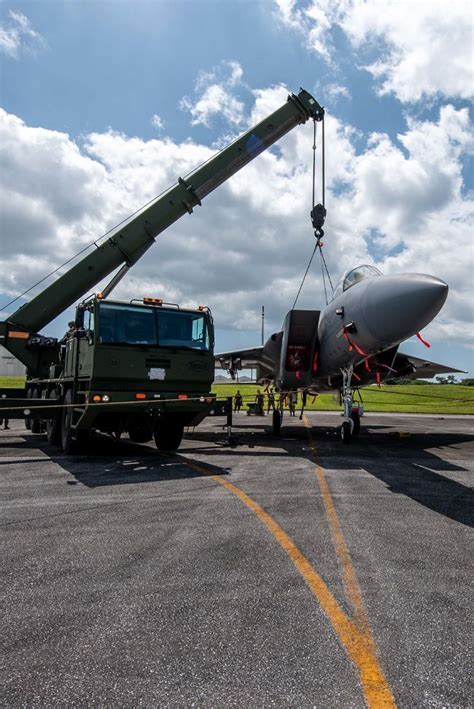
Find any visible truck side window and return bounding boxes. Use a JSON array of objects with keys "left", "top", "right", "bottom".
[{"left": 85, "top": 309, "right": 94, "bottom": 342}]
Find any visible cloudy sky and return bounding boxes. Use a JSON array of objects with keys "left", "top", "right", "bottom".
[{"left": 0, "top": 0, "right": 473, "bottom": 375}]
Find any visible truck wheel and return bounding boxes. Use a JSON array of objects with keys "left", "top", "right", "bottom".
[
  {"left": 154, "top": 419, "right": 184, "bottom": 452},
  {"left": 25, "top": 386, "right": 33, "bottom": 430},
  {"left": 350, "top": 410, "right": 361, "bottom": 436},
  {"left": 46, "top": 389, "right": 62, "bottom": 446},
  {"left": 30, "top": 388, "right": 42, "bottom": 434},
  {"left": 61, "top": 389, "right": 75, "bottom": 453}
]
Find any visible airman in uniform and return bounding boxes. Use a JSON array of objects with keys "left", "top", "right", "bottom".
[{"left": 234, "top": 390, "right": 243, "bottom": 412}]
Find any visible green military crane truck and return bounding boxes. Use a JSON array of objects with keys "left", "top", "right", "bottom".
[{"left": 0, "top": 88, "right": 324, "bottom": 452}]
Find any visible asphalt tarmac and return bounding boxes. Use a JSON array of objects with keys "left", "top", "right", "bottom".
[{"left": 1, "top": 412, "right": 473, "bottom": 708}]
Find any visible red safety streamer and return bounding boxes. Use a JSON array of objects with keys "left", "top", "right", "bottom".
[
  {"left": 343, "top": 330, "right": 353, "bottom": 352},
  {"left": 342, "top": 329, "right": 368, "bottom": 357},
  {"left": 416, "top": 332, "right": 431, "bottom": 348}
]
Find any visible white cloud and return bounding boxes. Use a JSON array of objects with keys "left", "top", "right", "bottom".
[
  {"left": 352, "top": 106, "right": 473, "bottom": 242},
  {"left": 151, "top": 114, "right": 164, "bottom": 131},
  {"left": 181, "top": 85, "right": 245, "bottom": 128},
  {"left": 342, "top": 0, "right": 474, "bottom": 102},
  {"left": 0, "top": 10, "right": 45, "bottom": 58},
  {"left": 0, "top": 89, "right": 472, "bottom": 347},
  {"left": 249, "top": 84, "right": 289, "bottom": 123},
  {"left": 180, "top": 60, "right": 246, "bottom": 127},
  {"left": 274, "top": 0, "right": 349, "bottom": 61},
  {"left": 326, "top": 83, "right": 350, "bottom": 102},
  {"left": 274, "top": 0, "right": 474, "bottom": 102},
  {"left": 197, "top": 59, "right": 243, "bottom": 89}
]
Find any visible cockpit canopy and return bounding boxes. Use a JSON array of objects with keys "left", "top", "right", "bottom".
[{"left": 333, "top": 265, "right": 382, "bottom": 299}]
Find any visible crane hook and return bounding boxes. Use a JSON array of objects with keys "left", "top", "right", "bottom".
[{"left": 310, "top": 202, "right": 326, "bottom": 240}]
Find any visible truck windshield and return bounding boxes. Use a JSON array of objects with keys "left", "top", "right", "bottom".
[{"left": 98, "top": 303, "right": 210, "bottom": 350}]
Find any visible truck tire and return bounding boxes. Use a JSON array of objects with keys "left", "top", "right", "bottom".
[
  {"left": 30, "top": 388, "right": 42, "bottom": 434},
  {"left": 46, "top": 389, "right": 62, "bottom": 446},
  {"left": 25, "top": 386, "right": 33, "bottom": 430},
  {"left": 154, "top": 419, "right": 184, "bottom": 452},
  {"left": 61, "top": 389, "right": 74, "bottom": 452}
]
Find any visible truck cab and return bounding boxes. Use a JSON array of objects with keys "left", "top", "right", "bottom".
[
  {"left": 51, "top": 296, "right": 215, "bottom": 450},
  {"left": 65, "top": 296, "right": 213, "bottom": 384}
]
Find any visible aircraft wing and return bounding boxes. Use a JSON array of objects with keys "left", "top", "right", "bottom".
[
  {"left": 392, "top": 351, "right": 466, "bottom": 380},
  {"left": 215, "top": 334, "right": 282, "bottom": 381},
  {"left": 215, "top": 346, "right": 265, "bottom": 370},
  {"left": 215, "top": 343, "right": 465, "bottom": 383}
]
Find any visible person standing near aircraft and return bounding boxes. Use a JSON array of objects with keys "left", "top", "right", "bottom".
[
  {"left": 267, "top": 388, "right": 275, "bottom": 413},
  {"left": 255, "top": 390, "right": 264, "bottom": 416},
  {"left": 234, "top": 390, "right": 243, "bottom": 413},
  {"left": 289, "top": 391, "right": 297, "bottom": 417}
]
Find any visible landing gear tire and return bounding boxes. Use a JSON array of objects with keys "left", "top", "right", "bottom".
[
  {"left": 341, "top": 420, "right": 352, "bottom": 444},
  {"left": 350, "top": 410, "right": 360, "bottom": 437},
  {"left": 272, "top": 409, "right": 282, "bottom": 436},
  {"left": 46, "top": 389, "right": 62, "bottom": 446},
  {"left": 154, "top": 419, "right": 184, "bottom": 452}
]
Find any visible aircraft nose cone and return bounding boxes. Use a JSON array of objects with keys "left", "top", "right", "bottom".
[{"left": 361, "top": 274, "right": 448, "bottom": 345}]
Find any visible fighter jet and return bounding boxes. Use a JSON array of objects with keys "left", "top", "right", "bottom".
[{"left": 216, "top": 264, "right": 462, "bottom": 442}]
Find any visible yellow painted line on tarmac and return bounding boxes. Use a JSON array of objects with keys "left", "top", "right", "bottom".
[
  {"left": 181, "top": 455, "right": 395, "bottom": 708},
  {"left": 302, "top": 415, "right": 395, "bottom": 706},
  {"left": 303, "top": 414, "right": 370, "bottom": 630}
]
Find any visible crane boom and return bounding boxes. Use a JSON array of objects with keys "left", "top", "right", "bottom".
[{"left": 6, "top": 89, "right": 323, "bottom": 335}]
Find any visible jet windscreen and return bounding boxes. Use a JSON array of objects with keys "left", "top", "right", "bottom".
[{"left": 333, "top": 264, "right": 382, "bottom": 299}]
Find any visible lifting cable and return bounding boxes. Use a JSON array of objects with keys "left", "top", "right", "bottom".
[
  {"left": 292, "top": 115, "right": 334, "bottom": 310},
  {"left": 291, "top": 243, "right": 318, "bottom": 310}
]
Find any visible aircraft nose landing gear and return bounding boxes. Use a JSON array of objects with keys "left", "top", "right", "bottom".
[
  {"left": 272, "top": 407, "right": 283, "bottom": 436},
  {"left": 341, "top": 419, "right": 352, "bottom": 443},
  {"left": 340, "top": 366, "right": 361, "bottom": 443}
]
